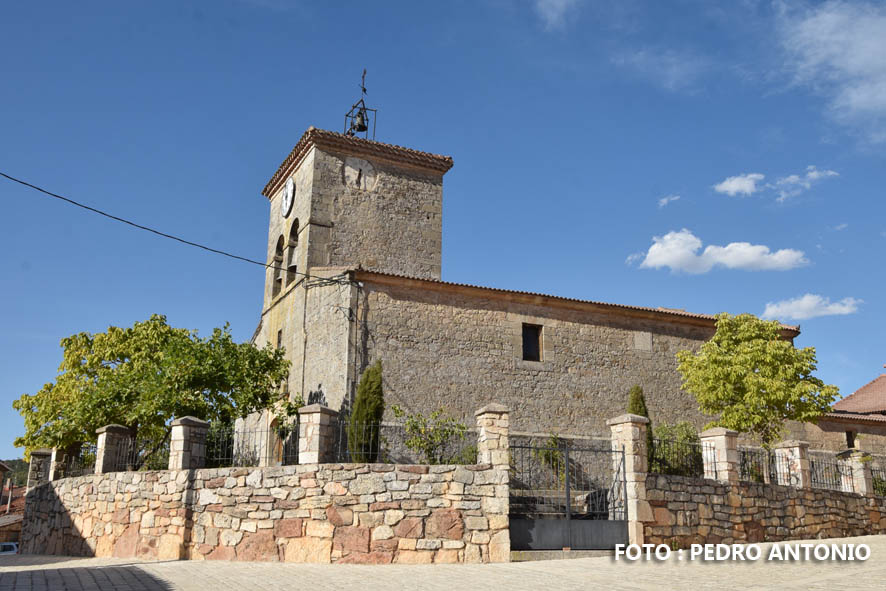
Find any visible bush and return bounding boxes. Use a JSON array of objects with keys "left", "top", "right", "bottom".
[
  {"left": 392, "top": 405, "right": 472, "bottom": 464},
  {"left": 650, "top": 421, "right": 704, "bottom": 477},
  {"left": 348, "top": 361, "right": 385, "bottom": 462}
]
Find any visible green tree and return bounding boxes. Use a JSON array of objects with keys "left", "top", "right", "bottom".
[
  {"left": 12, "top": 314, "right": 290, "bottom": 460},
  {"left": 676, "top": 313, "right": 838, "bottom": 448},
  {"left": 348, "top": 360, "right": 385, "bottom": 462},
  {"left": 391, "top": 405, "right": 473, "bottom": 465},
  {"left": 627, "top": 385, "right": 654, "bottom": 463}
]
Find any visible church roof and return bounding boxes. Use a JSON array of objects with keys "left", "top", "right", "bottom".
[
  {"left": 262, "top": 128, "right": 454, "bottom": 199},
  {"left": 351, "top": 269, "right": 802, "bottom": 337},
  {"left": 833, "top": 374, "right": 886, "bottom": 414}
]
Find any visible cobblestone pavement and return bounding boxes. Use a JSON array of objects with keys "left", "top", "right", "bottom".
[{"left": 2, "top": 535, "right": 885, "bottom": 591}]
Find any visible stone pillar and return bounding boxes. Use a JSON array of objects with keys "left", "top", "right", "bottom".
[
  {"left": 607, "top": 414, "right": 652, "bottom": 546},
  {"left": 168, "top": 416, "right": 210, "bottom": 470},
  {"left": 837, "top": 449, "right": 872, "bottom": 496},
  {"left": 773, "top": 440, "right": 811, "bottom": 488},
  {"left": 48, "top": 448, "right": 64, "bottom": 481},
  {"left": 699, "top": 428, "right": 739, "bottom": 485},
  {"left": 297, "top": 405, "right": 339, "bottom": 464},
  {"left": 26, "top": 449, "right": 52, "bottom": 491},
  {"left": 475, "top": 403, "right": 509, "bottom": 466},
  {"left": 95, "top": 425, "right": 133, "bottom": 475}
]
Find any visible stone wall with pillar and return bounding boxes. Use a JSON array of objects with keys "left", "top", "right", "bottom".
[
  {"left": 838, "top": 449, "right": 873, "bottom": 496},
  {"left": 700, "top": 428, "right": 739, "bottom": 485},
  {"left": 95, "top": 425, "right": 133, "bottom": 475},
  {"left": 607, "top": 414, "right": 652, "bottom": 545},
  {"left": 297, "top": 404, "right": 338, "bottom": 464},
  {"left": 169, "top": 417, "right": 210, "bottom": 471},
  {"left": 26, "top": 449, "right": 51, "bottom": 492},
  {"left": 21, "top": 403, "right": 512, "bottom": 564},
  {"left": 774, "top": 440, "right": 811, "bottom": 488}
]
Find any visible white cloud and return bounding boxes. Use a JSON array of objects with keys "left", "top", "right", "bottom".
[
  {"left": 780, "top": 1, "right": 886, "bottom": 143},
  {"left": 762, "top": 294, "right": 862, "bottom": 320},
  {"left": 635, "top": 229, "right": 809, "bottom": 274},
  {"left": 833, "top": 222, "right": 848, "bottom": 231},
  {"left": 774, "top": 165, "right": 839, "bottom": 201},
  {"left": 612, "top": 48, "right": 708, "bottom": 92},
  {"left": 657, "top": 194, "right": 681, "bottom": 208},
  {"left": 534, "top": 0, "right": 582, "bottom": 30},
  {"left": 713, "top": 173, "right": 765, "bottom": 197}
]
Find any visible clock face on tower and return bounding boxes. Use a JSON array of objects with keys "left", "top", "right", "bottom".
[{"left": 281, "top": 178, "right": 295, "bottom": 218}]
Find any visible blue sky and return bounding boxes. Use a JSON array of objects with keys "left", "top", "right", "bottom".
[{"left": 2, "top": 1, "right": 884, "bottom": 459}]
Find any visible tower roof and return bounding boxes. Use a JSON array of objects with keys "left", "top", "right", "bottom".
[{"left": 262, "top": 127, "right": 454, "bottom": 199}]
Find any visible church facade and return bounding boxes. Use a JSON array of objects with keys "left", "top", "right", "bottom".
[{"left": 250, "top": 127, "right": 798, "bottom": 439}]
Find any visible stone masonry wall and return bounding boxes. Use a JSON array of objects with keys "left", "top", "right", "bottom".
[
  {"left": 644, "top": 474, "right": 886, "bottom": 547},
  {"left": 357, "top": 279, "right": 715, "bottom": 438},
  {"left": 21, "top": 462, "right": 509, "bottom": 564}
]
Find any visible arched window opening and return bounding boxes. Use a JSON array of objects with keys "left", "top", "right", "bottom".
[
  {"left": 272, "top": 235, "right": 284, "bottom": 298},
  {"left": 286, "top": 219, "right": 299, "bottom": 285}
]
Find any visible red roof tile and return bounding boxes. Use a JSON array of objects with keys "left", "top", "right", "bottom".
[
  {"left": 262, "top": 128, "right": 454, "bottom": 198},
  {"left": 833, "top": 374, "right": 886, "bottom": 414},
  {"left": 352, "top": 269, "right": 802, "bottom": 336}
]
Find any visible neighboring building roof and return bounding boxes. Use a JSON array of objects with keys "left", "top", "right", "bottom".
[
  {"left": 351, "top": 269, "right": 802, "bottom": 337},
  {"left": 262, "top": 127, "right": 455, "bottom": 198},
  {"left": 0, "top": 513, "right": 23, "bottom": 528},
  {"left": 824, "top": 411, "right": 886, "bottom": 425},
  {"left": 0, "top": 461, "right": 10, "bottom": 473},
  {"left": 833, "top": 374, "right": 886, "bottom": 414}
]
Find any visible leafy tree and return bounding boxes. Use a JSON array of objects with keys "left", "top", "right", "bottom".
[
  {"left": 676, "top": 313, "right": 838, "bottom": 448},
  {"left": 12, "top": 314, "right": 290, "bottom": 460},
  {"left": 627, "top": 385, "right": 654, "bottom": 463},
  {"left": 391, "top": 405, "right": 473, "bottom": 464},
  {"left": 348, "top": 360, "right": 385, "bottom": 462}
]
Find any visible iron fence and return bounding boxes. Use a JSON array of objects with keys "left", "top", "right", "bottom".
[
  {"left": 509, "top": 438, "right": 625, "bottom": 520},
  {"left": 649, "top": 437, "right": 715, "bottom": 479},
  {"left": 59, "top": 443, "right": 97, "bottom": 478},
  {"left": 205, "top": 422, "right": 298, "bottom": 469},
  {"left": 738, "top": 447, "right": 797, "bottom": 485},
  {"left": 111, "top": 437, "right": 170, "bottom": 472},
  {"left": 871, "top": 466, "right": 886, "bottom": 497},
  {"left": 810, "top": 457, "right": 853, "bottom": 492},
  {"left": 332, "top": 419, "right": 477, "bottom": 465}
]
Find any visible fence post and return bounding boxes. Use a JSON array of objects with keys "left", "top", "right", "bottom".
[
  {"left": 297, "top": 405, "right": 338, "bottom": 464},
  {"left": 26, "top": 449, "right": 52, "bottom": 491},
  {"left": 699, "top": 428, "right": 739, "bottom": 484},
  {"left": 607, "top": 414, "right": 652, "bottom": 546},
  {"left": 95, "top": 425, "right": 133, "bottom": 475},
  {"left": 169, "top": 416, "right": 210, "bottom": 471},
  {"left": 475, "top": 403, "right": 509, "bottom": 466},
  {"left": 773, "top": 440, "right": 811, "bottom": 489},
  {"left": 837, "top": 449, "right": 872, "bottom": 496},
  {"left": 48, "top": 448, "right": 64, "bottom": 481}
]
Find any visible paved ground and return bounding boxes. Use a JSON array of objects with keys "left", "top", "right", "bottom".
[{"left": 2, "top": 535, "right": 885, "bottom": 590}]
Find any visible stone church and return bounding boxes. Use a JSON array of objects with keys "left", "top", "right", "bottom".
[{"left": 250, "top": 127, "right": 798, "bottom": 440}]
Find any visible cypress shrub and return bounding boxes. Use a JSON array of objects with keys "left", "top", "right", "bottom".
[
  {"left": 627, "top": 385, "right": 654, "bottom": 465},
  {"left": 348, "top": 360, "right": 385, "bottom": 462}
]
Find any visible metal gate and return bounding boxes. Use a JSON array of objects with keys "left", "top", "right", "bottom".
[{"left": 509, "top": 439, "right": 628, "bottom": 550}]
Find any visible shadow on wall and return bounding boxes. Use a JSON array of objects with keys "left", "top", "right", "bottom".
[{"left": 0, "top": 559, "right": 176, "bottom": 591}]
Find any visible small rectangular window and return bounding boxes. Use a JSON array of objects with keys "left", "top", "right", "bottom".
[
  {"left": 276, "top": 330, "right": 283, "bottom": 350},
  {"left": 846, "top": 431, "right": 856, "bottom": 449},
  {"left": 522, "top": 323, "right": 542, "bottom": 362}
]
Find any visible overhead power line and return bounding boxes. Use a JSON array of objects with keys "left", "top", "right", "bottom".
[{"left": 0, "top": 171, "right": 327, "bottom": 281}]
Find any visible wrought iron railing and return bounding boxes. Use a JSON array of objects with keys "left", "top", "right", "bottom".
[
  {"left": 331, "top": 419, "right": 476, "bottom": 465},
  {"left": 205, "top": 422, "right": 298, "bottom": 469},
  {"left": 738, "top": 447, "right": 796, "bottom": 485},
  {"left": 60, "top": 443, "right": 97, "bottom": 478},
  {"left": 509, "top": 438, "right": 625, "bottom": 520},
  {"left": 810, "top": 457, "right": 853, "bottom": 492},
  {"left": 649, "top": 437, "right": 714, "bottom": 479},
  {"left": 111, "top": 437, "right": 170, "bottom": 472}
]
